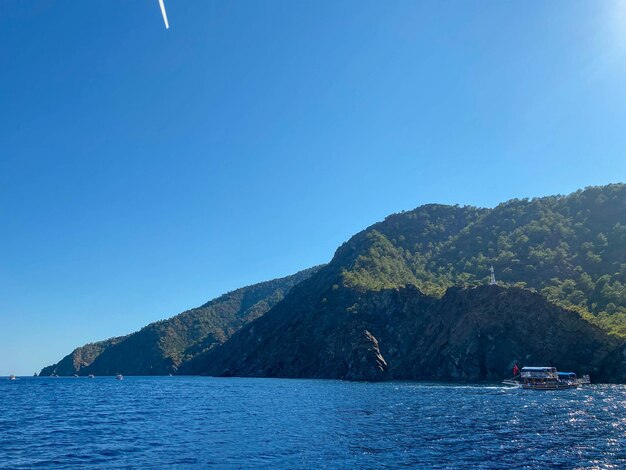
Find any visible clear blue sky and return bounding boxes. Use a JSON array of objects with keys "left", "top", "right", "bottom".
[{"left": 2, "top": 1, "right": 626, "bottom": 375}]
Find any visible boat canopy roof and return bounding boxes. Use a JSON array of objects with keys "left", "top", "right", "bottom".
[
  {"left": 558, "top": 372, "right": 577, "bottom": 376},
  {"left": 521, "top": 366, "right": 556, "bottom": 371}
]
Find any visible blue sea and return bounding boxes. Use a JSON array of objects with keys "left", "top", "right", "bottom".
[{"left": 1, "top": 377, "right": 625, "bottom": 469}]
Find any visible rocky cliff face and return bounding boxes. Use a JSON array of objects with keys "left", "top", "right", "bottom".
[{"left": 193, "top": 283, "right": 622, "bottom": 382}]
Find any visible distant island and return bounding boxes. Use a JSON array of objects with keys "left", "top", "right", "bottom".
[{"left": 42, "top": 184, "right": 626, "bottom": 382}]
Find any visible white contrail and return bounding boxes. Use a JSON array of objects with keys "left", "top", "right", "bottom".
[{"left": 158, "top": 0, "right": 169, "bottom": 29}]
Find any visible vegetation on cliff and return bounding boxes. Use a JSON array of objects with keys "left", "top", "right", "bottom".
[
  {"left": 337, "top": 184, "right": 626, "bottom": 334},
  {"left": 40, "top": 267, "right": 321, "bottom": 376}
]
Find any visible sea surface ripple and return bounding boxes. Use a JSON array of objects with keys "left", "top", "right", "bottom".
[{"left": 1, "top": 377, "right": 625, "bottom": 469}]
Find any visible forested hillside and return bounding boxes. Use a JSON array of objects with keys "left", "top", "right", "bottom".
[
  {"left": 337, "top": 184, "right": 626, "bottom": 334},
  {"left": 41, "top": 267, "right": 320, "bottom": 376}
]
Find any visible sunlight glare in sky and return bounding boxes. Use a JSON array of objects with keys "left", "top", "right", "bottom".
[{"left": 609, "top": 0, "right": 626, "bottom": 44}]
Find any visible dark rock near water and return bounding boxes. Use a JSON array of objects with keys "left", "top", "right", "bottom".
[
  {"left": 344, "top": 330, "right": 388, "bottom": 381},
  {"left": 193, "top": 283, "right": 621, "bottom": 382}
]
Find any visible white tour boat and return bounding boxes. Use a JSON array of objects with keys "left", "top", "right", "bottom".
[{"left": 503, "top": 366, "right": 588, "bottom": 390}]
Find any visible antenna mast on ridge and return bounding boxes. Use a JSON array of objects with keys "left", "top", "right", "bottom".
[{"left": 489, "top": 266, "right": 497, "bottom": 286}]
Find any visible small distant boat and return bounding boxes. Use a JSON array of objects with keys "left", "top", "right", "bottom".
[
  {"left": 8, "top": 375, "right": 16, "bottom": 381},
  {"left": 503, "top": 366, "right": 586, "bottom": 390},
  {"left": 88, "top": 374, "right": 95, "bottom": 379},
  {"left": 73, "top": 374, "right": 79, "bottom": 378},
  {"left": 116, "top": 374, "right": 124, "bottom": 380}
]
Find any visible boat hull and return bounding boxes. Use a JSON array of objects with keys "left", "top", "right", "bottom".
[{"left": 522, "top": 383, "right": 580, "bottom": 390}]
